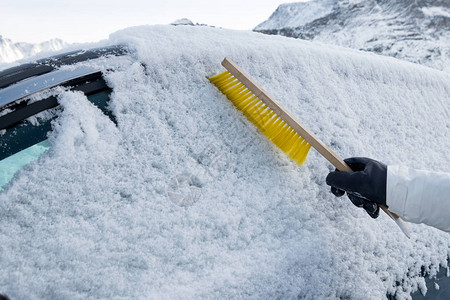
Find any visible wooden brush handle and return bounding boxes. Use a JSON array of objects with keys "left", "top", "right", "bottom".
[{"left": 222, "top": 57, "right": 408, "bottom": 235}]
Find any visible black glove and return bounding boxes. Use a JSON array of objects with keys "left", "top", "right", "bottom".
[{"left": 326, "top": 157, "right": 387, "bottom": 219}]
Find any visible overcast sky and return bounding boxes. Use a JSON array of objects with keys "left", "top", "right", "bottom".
[{"left": 0, "top": 0, "right": 302, "bottom": 43}]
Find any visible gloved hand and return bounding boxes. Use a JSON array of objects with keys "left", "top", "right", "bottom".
[
  {"left": 326, "top": 157, "right": 387, "bottom": 218},
  {"left": 0, "top": 294, "right": 10, "bottom": 300}
]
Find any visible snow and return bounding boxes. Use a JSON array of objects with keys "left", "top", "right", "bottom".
[
  {"left": 171, "top": 18, "right": 195, "bottom": 26},
  {"left": 255, "top": 0, "right": 337, "bottom": 31},
  {"left": 254, "top": 0, "right": 450, "bottom": 73},
  {"left": 422, "top": 6, "right": 450, "bottom": 18},
  {"left": 0, "top": 36, "right": 67, "bottom": 64},
  {"left": 0, "top": 25, "right": 450, "bottom": 299}
]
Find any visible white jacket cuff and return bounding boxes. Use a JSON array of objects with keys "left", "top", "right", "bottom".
[{"left": 386, "top": 165, "right": 450, "bottom": 232}]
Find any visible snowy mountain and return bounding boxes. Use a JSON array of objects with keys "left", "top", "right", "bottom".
[
  {"left": 1, "top": 25, "right": 450, "bottom": 299},
  {"left": 0, "top": 35, "right": 67, "bottom": 64},
  {"left": 171, "top": 18, "right": 195, "bottom": 26},
  {"left": 254, "top": 0, "right": 450, "bottom": 72}
]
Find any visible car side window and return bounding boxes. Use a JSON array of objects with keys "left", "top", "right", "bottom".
[
  {"left": 0, "top": 46, "right": 125, "bottom": 191},
  {"left": 0, "top": 140, "right": 50, "bottom": 190}
]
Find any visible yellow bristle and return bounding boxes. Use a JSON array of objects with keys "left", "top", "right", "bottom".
[
  {"left": 237, "top": 95, "right": 258, "bottom": 111},
  {"left": 235, "top": 93, "right": 255, "bottom": 108},
  {"left": 220, "top": 80, "right": 239, "bottom": 91},
  {"left": 262, "top": 115, "right": 280, "bottom": 134},
  {"left": 279, "top": 129, "right": 297, "bottom": 151},
  {"left": 262, "top": 115, "right": 280, "bottom": 133},
  {"left": 215, "top": 75, "right": 236, "bottom": 86},
  {"left": 209, "top": 71, "right": 311, "bottom": 166}
]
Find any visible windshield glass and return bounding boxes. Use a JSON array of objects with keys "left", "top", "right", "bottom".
[{"left": 0, "top": 140, "right": 50, "bottom": 190}]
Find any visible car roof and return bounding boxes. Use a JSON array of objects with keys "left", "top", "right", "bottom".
[{"left": 0, "top": 45, "right": 127, "bottom": 90}]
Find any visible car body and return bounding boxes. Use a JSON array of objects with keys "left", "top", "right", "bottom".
[{"left": 0, "top": 46, "right": 448, "bottom": 300}]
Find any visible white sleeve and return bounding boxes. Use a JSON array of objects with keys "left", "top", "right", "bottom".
[{"left": 386, "top": 165, "right": 450, "bottom": 233}]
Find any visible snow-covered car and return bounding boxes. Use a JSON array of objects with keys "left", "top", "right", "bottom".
[
  {"left": 0, "top": 26, "right": 449, "bottom": 299},
  {"left": 0, "top": 45, "right": 126, "bottom": 188}
]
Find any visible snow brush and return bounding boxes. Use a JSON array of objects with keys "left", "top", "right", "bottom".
[{"left": 209, "top": 57, "right": 410, "bottom": 238}]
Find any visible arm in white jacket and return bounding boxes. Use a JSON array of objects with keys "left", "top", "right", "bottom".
[{"left": 387, "top": 165, "right": 450, "bottom": 233}]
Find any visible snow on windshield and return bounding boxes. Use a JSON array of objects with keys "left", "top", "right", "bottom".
[{"left": 0, "top": 25, "right": 449, "bottom": 299}]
